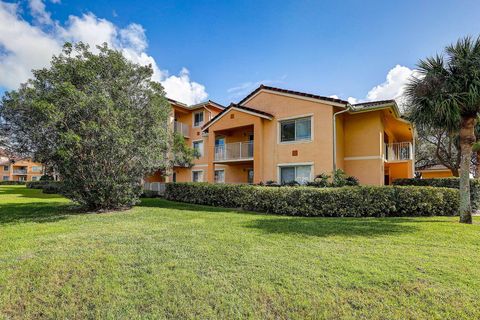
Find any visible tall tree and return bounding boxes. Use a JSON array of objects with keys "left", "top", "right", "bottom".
[
  {"left": 406, "top": 36, "right": 480, "bottom": 224},
  {"left": 0, "top": 42, "right": 172, "bottom": 210}
]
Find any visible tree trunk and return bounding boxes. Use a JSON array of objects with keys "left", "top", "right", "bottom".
[
  {"left": 459, "top": 117, "right": 476, "bottom": 224},
  {"left": 476, "top": 150, "right": 480, "bottom": 178}
]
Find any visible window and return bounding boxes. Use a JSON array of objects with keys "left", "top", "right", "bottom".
[
  {"left": 193, "top": 140, "right": 204, "bottom": 157},
  {"left": 214, "top": 170, "right": 225, "bottom": 183},
  {"left": 3, "top": 165, "right": 9, "bottom": 171},
  {"left": 192, "top": 170, "right": 203, "bottom": 182},
  {"left": 280, "top": 117, "right": 312, "bottom": 142},
  {"left": 32, "top": 166, "right": 42, "bottom": 172},
  {"left": 280, "top": 165, "right": 312, "bottom": 184},
  {"left": 193, "top": 111, "right": 204, "bottom": 127},
  {"left": 247, "top": 169, "right": 254, "bottom": 184},
  {"left": 2, "top": 176, "right": 8, "bottom": 181},
  {"left": 31, "top": 176, "right": 40, "bottom": 181}
]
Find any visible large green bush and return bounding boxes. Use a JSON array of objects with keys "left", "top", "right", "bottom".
[
  {"left": 393, "top": 178, "right": 480, "bottom": 210},
  {"left": 165, "top": 183, "right": 459, "bottom": 217}
]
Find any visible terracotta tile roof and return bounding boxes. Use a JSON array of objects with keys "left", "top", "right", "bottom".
[
  {"left": 202, "top": 103, "right": 273, "bottom": 131},
  {"left": 239, "top": 84, "right": 349, "bottom": 105}
]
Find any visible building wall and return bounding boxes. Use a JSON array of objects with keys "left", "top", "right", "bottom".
[
  {"left": 342, "top": 111, "right": 384, "bottom": 185},
  {"left": 243, "top": 91, "right": 337, "bottom": 182},
  {"left": 1, "top": 159, "right": 43, "bottom": 182},
  {"left": 420, "top": 170, "right": 453, "bottom": 179}
]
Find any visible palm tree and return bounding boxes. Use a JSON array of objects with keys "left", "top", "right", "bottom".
[{"left": 406, "top": 36, "right": 480, "bottom": 224}]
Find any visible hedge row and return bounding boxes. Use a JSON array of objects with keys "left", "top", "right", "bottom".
[
  {"left": 393, "top": 178, "right": 480, "bottom": 210},
  {"left": 26, "top": 180, "right": 63, "bottom": 194},
  {"left": 164, "top": 183, "right": 459, "bottom": 217},
  {"left": 0, "top": 181, "right": 26, "bottom": 185}
]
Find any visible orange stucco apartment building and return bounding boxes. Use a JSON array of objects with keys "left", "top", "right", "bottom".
[
  {"left": 148, "top": 85, "right": 414, "bottom": 186},
  {"left": 0, "top": 149, "right": 44, "bottom": 182}
]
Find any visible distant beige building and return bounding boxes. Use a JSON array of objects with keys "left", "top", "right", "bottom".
[{"left": 0, "top": 149, "right": 44, "bottom": 182}]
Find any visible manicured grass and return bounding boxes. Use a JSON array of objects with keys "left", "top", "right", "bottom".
[{"left": 1, "top": 186, "right": 479, "bottom": 319}]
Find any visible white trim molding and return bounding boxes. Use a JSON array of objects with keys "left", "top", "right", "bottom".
[
  {"left": 276, "top": 162, "right": 315, "bottom": 184},
  {"left": 202, "top": 107, "right": 272, "bottom": 131}
]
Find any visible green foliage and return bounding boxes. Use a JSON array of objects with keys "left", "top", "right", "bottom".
[
  {"left": 306, "top": 169, "right": 359, "bottom": 187},
  {"left": 393, "top": 178, "right": 480, "bottom": 210},
  {"left": 26, "top": 181, "right": 50, "bottom": 189},
  {"left": 0, "top": 42, "right": 171, "bottom": 210},
  {"left": 0, "top": 181, "right": 25, "bottom": 185},
  {"left": 42, "top": 182, "right": 64, "bottom": 194},
  {"left": 165, "top": 183, "right": 459, "bottom": 217},
  {"left": 171, "top": 133, "right": 198, "bottom": 168}
]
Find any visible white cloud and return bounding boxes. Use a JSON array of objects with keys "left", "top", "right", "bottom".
[
  {"left": 0, "top": 1, "right": 207, "bottom": 105},
  {"left": 161, "top": 68, "right": 208, "bottom": 105},
  {"left": 329, "top": 95, "right": 339, "bottom": 99},
  {"left": 366, "top": 65, "right": 415, "bottom": 102},
  {"left": 332, "top": 65, "right": 416, "bottom": 110},
  {"left": 227, "top": 75, "right": 287, "bottom": 101},
  {"left": 28, "top": 0, "right": 54, "bottom": 25}
]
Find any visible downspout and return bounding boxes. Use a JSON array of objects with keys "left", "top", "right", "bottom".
[{"left": 332, "top": 105, "right": 352, "bottom": 172}]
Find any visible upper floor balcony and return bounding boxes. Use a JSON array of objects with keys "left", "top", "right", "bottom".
[
  {"left": 174, "top": 121, "right": 190, "bottom": 138},
  {"left": 214, "top": 141, "right": 254, "bottom": 162},
  {"left": 13, "top": 169, "right": 27, "bottom": 175},
  {"left": 384, "top": 142, "right": 413, "bottom": 161}
]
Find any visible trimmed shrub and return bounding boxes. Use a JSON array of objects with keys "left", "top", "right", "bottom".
[
  {"left": 0, "top": 181, "right": 26, "bottom": 185},
  {"left": 165, "top": 183, "right": 459, "bottom": 217},
  {"left": 41, "top": 182, "right": 64, "bottom": 194},
  {"left": 393, "top": 178, "right": 480, "bottom": 210},
  {"left": 26, "top": 181, "right": 51, "bottom": 189}
]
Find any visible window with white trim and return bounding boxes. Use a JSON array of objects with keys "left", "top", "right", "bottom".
[
  {"left": 192, "top": 170, "right": 204, "bottom": 182},
  {"left": 31, "top": 176, "right": 40, "bottom": 181},
  {"left": 2, "top": 176, "right": 9, "bottom": 181},
  {"left": 193, "top": 140, "right": 204, "bottom": 157},
  {"left": 280, "top": 116, "right": 312, "bottom": 142},
  {"left": 32, "top": 166, "right": 42, "bottom": 172},
  {"left": 280, "top": 165, "right": 312, "bottom": 184},
  {"left": 193, "top": 111, "right": 204, "bottom": 127},
  {"left": 3, "top": 165, "right": 9, "bottom": 171},
  {"left": 214, "top": 169, "right": 225, "bottom": 183}
]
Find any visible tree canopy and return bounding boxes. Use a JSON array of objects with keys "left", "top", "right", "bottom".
[{"left": 0, "top": 42, "right": 173, "bottom": 210}]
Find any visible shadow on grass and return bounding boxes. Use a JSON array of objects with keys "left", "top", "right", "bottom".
[
  {"left": 0, "top": 186, "right": 77, "bottom": 225},
  {"left": 245, "top": 217, "right": 418, "bottom": 238},
  {"left": 0, "top": 202, "right": 76, "bottom": 224},
  {"left": 141, "top": 198, "right": 419, "bottom": 237}
]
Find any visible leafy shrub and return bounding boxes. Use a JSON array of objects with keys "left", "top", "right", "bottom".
[
  {"left": 26, "top": 181, "right": 51, "bottom": 189},
  {"left": 41, "top": 182, "right": 64, "bottom": 194},
  {"left": 0, "top": 181, "right": 26, "bottom": 185},
  {"left": 141, "top": 190, "right": 159, "bottom": 198},
  {"left": 165, "top": 183, "right": 459, "bottom": 217},
  {"left": 306, "top": 169, "right": 359, "bottom": 188},
  {"left": 393, "top": 178, "right": 480, "bottom": 210},
  {"left": 40, "top": 175, "right": 54, "bottom": 181}
]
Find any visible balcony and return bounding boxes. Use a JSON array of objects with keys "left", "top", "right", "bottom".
[
  {"left": 214, "top": 141, "right": 254, "bottom": 162},
  {"left": 174, "top": 121, "right": 190, "bottom": 137},
  {"left": 384, "top": 142, "right": 413, "bottom": 161},
  {"left": 13, "top": 169, "right": 27, "bottom": 175}
]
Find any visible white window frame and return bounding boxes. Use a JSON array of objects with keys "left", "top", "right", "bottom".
[
  {"left": 193, "top": 110, "right": 204, "bottom": 128},
  {"left": 277, "top": 162, "right": 314, "bottom": 184},
  {"left": 31, "top": 176, "right": 40, "bottom": 181},
  {"left": 192, "top": 139, "right": 204, "bottom": 157},
  {"left": 214, "top": 169, "right": 225, "bottom": 183},
  {"left": 277, "top": 114, "right": 313, "bottom": 144},
  {"left": 2, "top": 176, "right": 9, "bottom": 181},
  {"left": 3, "top": 165, "right": 9, "bottom": 171},
  {"left": 192, "top": 170, "right": 204, "bottom": 182}
]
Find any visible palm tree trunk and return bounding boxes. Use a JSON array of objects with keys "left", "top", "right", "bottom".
[
  {"left": 459, "top": 117, "right": 476, "bottom": 224},
  {"left": 476, "top": 150, "right": 480, "bottom": 178}
]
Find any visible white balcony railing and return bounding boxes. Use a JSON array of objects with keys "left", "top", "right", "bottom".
[
  {"left": 174, "top": 121, "right": 190, "bottom": 137},
  {"left": 13, "top": 169, "right": 27, "bottom": 175},
  {"left": 215, "top": 141, "right": 254, "bottom": 161},
  {"left": 384, "top": 142, "right": 413, "bottom": 161}
]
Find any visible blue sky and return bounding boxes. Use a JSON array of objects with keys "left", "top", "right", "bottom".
[{"left": 1, "top": 0, "right": 480, "bottom": 106}]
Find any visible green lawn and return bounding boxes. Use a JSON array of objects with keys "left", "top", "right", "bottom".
[{"left": 0, "top": 186, "right": 479, "bottom": 319}]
